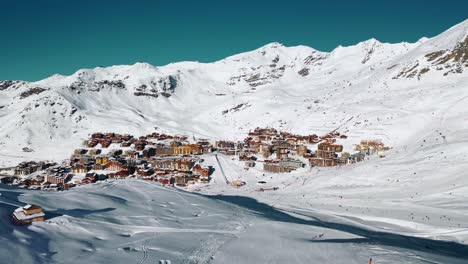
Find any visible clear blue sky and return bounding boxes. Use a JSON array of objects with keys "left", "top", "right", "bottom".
[{"left": 1, "top": 0, "right": 467, "bottom": 81}]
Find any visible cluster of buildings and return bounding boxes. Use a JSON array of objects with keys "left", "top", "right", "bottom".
[
  {"left": 212, "top": 127, "right": 389, "bottom": 172},
  {"left": 13, "top": 161, "right": 56, "bottom": 176},
  {"left": 211, "top": 127, "right": 319, "bottom": 173},
  {"left": 4, "top": 128, "right": 390, "bottom": 191},
  {"left": 6, "top": 132, "right": 213, "bottom": 190},
  {"left": 71, "top": 132, "right": 213, "bottom": 187}
]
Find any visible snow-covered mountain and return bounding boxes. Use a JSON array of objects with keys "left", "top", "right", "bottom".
[
  {"left": 0, "top": 20, "right": 467, "bottom": 165},
  {"left": 1, "top": 20, "right": 468, "bottom": 264}
]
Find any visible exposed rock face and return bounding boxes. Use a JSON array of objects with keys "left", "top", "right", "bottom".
[
  {"left": 303, "top": 52, "right": 329, "bottom": 66},
  {"left": 0, "top": 80, "right": 25, "bottom": 90},
  {"left": 298, "top": 68, "right": 310, "bottom": 76},
  {"left": 19, "top": 87, "right": 48, "bottom": 99},
  {"left": 426, "top": 36, "right": 468, "bottom": 65},
  {"left": 133, "top": 75, "right": 178, "bottom": 98},
  {"left": 395, "top": 36, "right": 468, "bottom": 79},
  {"left": 69, "top": 80, "right": 126, "bottom": 92},
  {"left": 228, "top": 64, "right": 286, "bottom": 87}
]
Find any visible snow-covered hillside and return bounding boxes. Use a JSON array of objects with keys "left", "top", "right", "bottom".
[
  {"left": 0, "top": 20, "right": 466, "bottom": 166},
  {"left": 1, "top": 180, "right": 467, "bottom": 264}
]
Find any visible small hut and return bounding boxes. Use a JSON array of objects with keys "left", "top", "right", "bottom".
[{"left": 12, "top": 204, "right": 45, "bottom": 225}]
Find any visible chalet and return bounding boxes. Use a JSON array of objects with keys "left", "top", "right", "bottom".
[
  {"left": 294, "top": 145, "right": 309, "bottom": 156},
  {"left": 45, "top": 174, "right": 71, "bottom": 185},
  {"left": 355, "top": 140, "right": 389, "bottom": 155},
  {"left": 100, "top": 139, "right": 112, "bottom": 148},
  {"left": 349, "top": 153, "right": 366, "bottom": 163},
  {"left": 46, "top": 166, "right": 68, "bottom": 176},
  {"left": 172, "top": 159, "right": 194, "bottom": 171},
  {"left": 315, "top": 150, "right": 336, "bottom": 159},
  {"left": 136, "top": 168, "right": 153, "bottom": 177},
  {"left": 191, "top": 164, "right": 210, "bottom": 177},
  {"left": 317, "top": 143, "right": 343, "bottom": 152},
  {"left": 134, "top": 141, "right": 147, "bottom": 151},
  {"left": 12, "top": 204, "right": 45, "bottom": 225},
  {"left": 87, "top": 139, "right": 99, "bottom": 148},
  {"left": 111, "top": 137, "right": 123, "bottom": 144},
  {"left": 14, "top": 161, "right": 44, "bottom": 176},
  {"left": 279, "top": 159, "right": 304, "bottom": 169},
  {"left": 92, "top": 163, "right": 105, "bottom": 170},
  {"left": 216, "top": 141, "right": 236, "bottom": 149},
  {"left": 275, "top": 147, "right": 289, "bottom": 159},
  {"left": 151, "top": 159, "right": 173, "bottom": 170},
  {"left": 257, "top": 143, "right": 270, "bottom": 154},
  {"left": 108, "top": 170, "right": 128, "bottom": 179},
  {"left": 174, "top": 175, "right": 190, "bottom": 186},
  {"left": 123, "top": 150, "right": 139, "bottom": 159},
  {"left": 77, "top": 155, "right": 93, "bottom": 164},
  {"left": 197, "top": 141, "right": 213, "bottom": 153},
  {"left": 72, "top": 164, "right": 88, "bottom": 174},
  {"left": 106, "top": 161, "right": 128, "bottom": 172},
  {"left": 306, "top": 134, "right": 318, "bottom": 143},
  {"left": 120, "top": 134, "right": 133, "bottom": 141},
  {"left": 310, "top": 158, "right": 337, "bottom": 167},
  {"left": 154, "top": 145, "right": 174, "bottom": 156},
  {"left": 121, "top": 142, "right": 132, "bottom": 147},
  {"left": 247, "top": 132, "right": 260, "bottom": 141},
  {"left": 263, "top": 160, "right": 296, "bottom": 173},
  {"left": 104, "top": 132, "right": 115, "bottom": 138}
]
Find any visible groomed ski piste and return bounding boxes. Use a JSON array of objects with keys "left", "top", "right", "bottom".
[{"left": 0, "top": 20, "right": 467, "bottom": 263}]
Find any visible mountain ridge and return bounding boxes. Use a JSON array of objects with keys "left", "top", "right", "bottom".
[{"left": 0, "top": 19, "right": 467, "bottom": 166}]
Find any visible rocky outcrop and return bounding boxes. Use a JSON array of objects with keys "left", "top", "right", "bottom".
[
  {"left": 0, "top": 80, "right": 26, "bottom": 91},
  {"left": 19, "top": 87, "right": 48, "bottom": 99}
]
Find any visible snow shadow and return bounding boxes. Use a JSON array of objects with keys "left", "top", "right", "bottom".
[
  {"left": 46, "top": 207, "right": 116, "bottom": 219},
  {"left": 205, "top": 194, "right": 468, "bottom": 260},
  {"left": 0, "top": 189, "right": 56, "bottom": 263}
]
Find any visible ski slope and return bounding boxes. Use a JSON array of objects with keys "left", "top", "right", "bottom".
[
  {"left": 0, "top": 19, "right": 467, "bottom": 263},
  {"left": 1, "top": 180, "right": 468, "bottom": 264}
]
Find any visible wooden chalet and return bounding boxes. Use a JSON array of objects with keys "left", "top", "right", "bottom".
[{"left": 12, "top": 204, "right": 45, "bottom": 225}]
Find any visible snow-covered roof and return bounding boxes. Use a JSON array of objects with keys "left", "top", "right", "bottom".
[{"left": 13, "top": 210, "right": 45, "bottom": 221}]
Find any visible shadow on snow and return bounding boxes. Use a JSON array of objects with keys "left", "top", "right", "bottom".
[{"left": 204, "top": 194, "right": 468, "bottom": 260}]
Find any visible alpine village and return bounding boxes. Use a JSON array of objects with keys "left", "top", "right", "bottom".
[{"left": 3, "top": 127, "right": 389, "bottom": 225}]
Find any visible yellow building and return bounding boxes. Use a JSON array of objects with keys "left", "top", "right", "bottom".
[
  {"left": 173, "top": 144, "right": 202, "bottom": 155},
  {"left": 96, "top": 156, "right": 109, "bottom": 165}
]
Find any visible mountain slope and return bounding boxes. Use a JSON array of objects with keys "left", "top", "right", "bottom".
[{"left": 0, "top": 20, "right": 467, "bottom": 166}]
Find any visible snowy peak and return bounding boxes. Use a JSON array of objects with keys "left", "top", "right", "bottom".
[
  {"left": 1, "top": 20, "right": 468, "bottom": 165},
  {"left": 422, "top": 19, "right": 468, "bottom": 51},
  {"left": 393, "top": 20, "right": 468, "bottom": 80}
]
